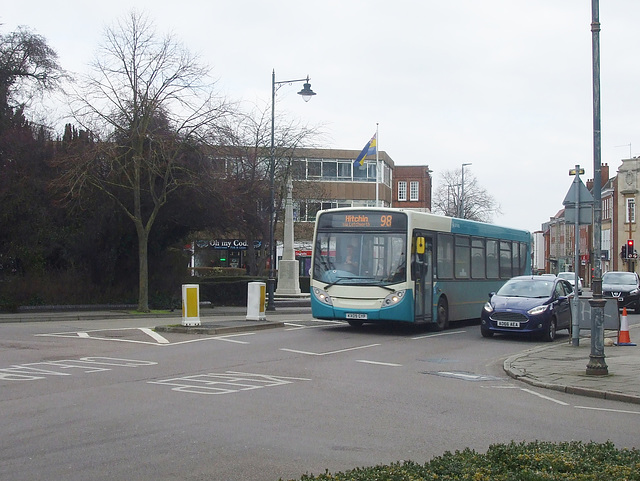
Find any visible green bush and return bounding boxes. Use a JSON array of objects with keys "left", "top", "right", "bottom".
[{"left": 282, "top": 441, "right": 640, "bottom": 481}]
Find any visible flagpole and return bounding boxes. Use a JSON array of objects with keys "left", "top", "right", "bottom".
[{"left": 375, "top": 122, "right": 380, "bottom": 206}]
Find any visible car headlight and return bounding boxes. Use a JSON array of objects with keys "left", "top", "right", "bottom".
[
  {"left": 630, "top": 289, "right": 639, "bottom": 296},
  {"left": 527, "top": 304, "right": 549, "bottom": 316},
  {"left": 383, "top": 290, "right": 406, "bottom": 306},
  {"left": 483, "top": 302, "right": 494, "bottom": 313},
  {"left": 313, "top": 287, "right": 333, "bottom": 306}
]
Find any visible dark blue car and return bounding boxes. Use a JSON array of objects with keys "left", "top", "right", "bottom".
[{"left": 480, "top": 275, "right": 573, "bottom": 341}]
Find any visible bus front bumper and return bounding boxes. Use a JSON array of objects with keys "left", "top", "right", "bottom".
[{"left": 310, "top": 288, "right": 415, "bottom": 323}]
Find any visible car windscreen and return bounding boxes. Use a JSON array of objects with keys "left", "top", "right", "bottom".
[
  {"left": 496, "top": 279, "right": 554, "bottom": 298},
  {"left": 603, "top": 272, "right": 637, "bottom": 285},
  {"left": 313, "top": 231, "right": 407, "bottom": 286}
]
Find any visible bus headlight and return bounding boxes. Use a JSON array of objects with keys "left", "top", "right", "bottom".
[
  {"left": 383, "top": 290, "right": 406, "bottom": 307},
  {"left": 313, "top": 287, "right": 333, "bottom": 306}
]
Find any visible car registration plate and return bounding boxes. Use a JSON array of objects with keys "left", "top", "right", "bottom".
[
  {"left": 497, "top": 320, "right": 520, "bottom": 328},
  {"left": 346, "top": 313, "right": 368, "bottom": 320}
]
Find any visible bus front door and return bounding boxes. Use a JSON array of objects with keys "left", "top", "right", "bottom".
[{"left": 412, "top": 234, "right": 433, "bottom": 322}]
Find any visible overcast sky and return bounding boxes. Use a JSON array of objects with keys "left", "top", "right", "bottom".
[{"left": 3, "top": 1, "right": 640, "bottom": 233}]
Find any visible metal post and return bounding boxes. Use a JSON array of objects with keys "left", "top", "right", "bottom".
[
  {"left": 586, "top": 0, "right": 608, "bottom": 375},
  {"left": 572, "top": 165, "right": 581, "bottom": 347},
  {"left": 460, "top": 163, "right": 471, "bottom": 218},
  {"left": 267, "top": 69, "right": 277, "bottom": 311}
]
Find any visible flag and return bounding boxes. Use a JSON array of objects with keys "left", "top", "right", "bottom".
[{"left": 353, "top": 133, "right": 377, "bottom": 167}]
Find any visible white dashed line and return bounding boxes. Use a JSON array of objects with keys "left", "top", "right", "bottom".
[{"left": 356, "top": 360, "right": 402, "bottom": 367}]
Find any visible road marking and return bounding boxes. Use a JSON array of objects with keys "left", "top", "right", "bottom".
[
  {"left": 433, "top": 371, "right": 503, "bottom": 382},
  {"left": 520, "top": 388, "right": 570, "bottom": 405},
  {"left": 356, "top": 360, "right": 402, "bottom": 367},
  {"left": 280, "top": 343, "right": 380, "bottom": 356},
  {"left": 575, "top": 405, "right": 640, "bottom": 415},
  {"left": 37, "top": 329, "right": 253, "bottom": 345},
  {"left": 284, "top": 320, "right": 345, "bottom": 331},
  {"left": 139, "top": 328, "right": 170, "bottom": 344},
  {"left": 0, "top": 357, "right": 157, "bottom": 382},
  {"left": 149, "top": 371, "right": 311, "bottom": 395},
  {"left": 412, "top": 330, "right": 466, "bottom": 340}
]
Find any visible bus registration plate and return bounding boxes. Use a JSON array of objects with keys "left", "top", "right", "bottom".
[
  {"left": 497, "top": 320, "right": 520, "bottom": 328},
  {"left": 346, "top": 313, "right": 368, "bottom": 320}
]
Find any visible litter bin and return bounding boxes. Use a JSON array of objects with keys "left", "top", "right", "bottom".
[
  {"left": 181, "top": 284, "right": 201, "bottom": 326},
  {"left": 246, "top": 282, "right": 266, "bottom": 321}
]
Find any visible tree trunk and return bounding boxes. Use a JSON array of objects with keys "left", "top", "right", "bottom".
[{"left": 136, "top": 223, "right": 150, "bottom": 312}]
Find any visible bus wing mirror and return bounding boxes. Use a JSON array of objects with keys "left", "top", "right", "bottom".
[{"left": 416, "top": 237, "right": 426, "bottom": 254}]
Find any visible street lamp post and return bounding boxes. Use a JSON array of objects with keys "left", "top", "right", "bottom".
[
  {"left": 586, "top": 0, "right": 608, "bottom": 375},
  {"left": 460, "top": 163, "right": 472, "bottom": 218},
  {"left": 267, "top": 70, "right": 316, "bottom": 311}
]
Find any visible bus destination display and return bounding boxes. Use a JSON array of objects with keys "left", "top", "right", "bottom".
[{"left": 319, "top": 211, "right": 407, "bottom": 230}]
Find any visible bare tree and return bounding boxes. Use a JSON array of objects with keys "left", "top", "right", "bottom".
[
  {"left": 432, "top": 168, "right": 502, "bottom": 222},
  {"left": 57, "top": 12, "right": 232, "bottom": 311},
  {"left": 0, "top": 26, "right": 64, "bottom": 113},
  {"left": 211, "top": 101, "right": 323, "bottom": 275}
]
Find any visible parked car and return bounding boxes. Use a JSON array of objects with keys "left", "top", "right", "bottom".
[
  {"left": 602, "top": 271, "right": 640, "bottom": 312},
  {"left": 557, "top": 272, "right": 583, "bottom": 295},
  {"left": 481, "top": 275, "right": 573, "bottom": 342}
]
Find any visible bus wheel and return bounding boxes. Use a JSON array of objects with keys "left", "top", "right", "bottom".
[
  {"left": 348, "top": 320, "right": 364, "bottom": 328},
  {"left": 435, "top": 297, "right": 449, "bottom": 331}
]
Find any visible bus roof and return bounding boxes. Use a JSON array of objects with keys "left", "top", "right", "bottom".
[{"left": 316, "top": 207, "right": 530, "bottom": 242}]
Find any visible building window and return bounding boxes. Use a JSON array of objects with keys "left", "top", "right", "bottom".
[
  {"left": 322, "top": 159, "right": 337, "bottom": 179},
  {"left": 308, "top": 160, "right": 322, "bottom": 178},
  {"left": 410, "top": 181, "right": 419, "bottom": 201},
  {"left": 337, "top": 161, "right": 352, "bottom": 179},
  {"left": 398, "top": 181, "right": 407, "bottom": 201},
  {"left": 627, "top": 198, "right": 636, "bottom": 223}
]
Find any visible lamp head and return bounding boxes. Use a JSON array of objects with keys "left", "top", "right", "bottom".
[{"left": 297, "top": 77, "right": 316, "bottom": 102}]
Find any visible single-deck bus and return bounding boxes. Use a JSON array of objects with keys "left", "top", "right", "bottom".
[{"left": 310, "top": 207, "right": 531, "bottom": 329}]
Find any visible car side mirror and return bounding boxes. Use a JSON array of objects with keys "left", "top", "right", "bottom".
[{"left": 488, "top": 292, "right": 496, "bottom": 299}]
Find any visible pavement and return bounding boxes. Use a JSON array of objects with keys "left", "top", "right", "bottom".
[
  {"left": 1, "top": 302, "right": 639, "bottom": 405},
  {"left": 503, "top": 328, "right": 640, "bottom": 405}
]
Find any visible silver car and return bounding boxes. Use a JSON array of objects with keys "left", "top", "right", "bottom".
[{"left": 557, "top": 272, "right": 583, "bottom": 295}]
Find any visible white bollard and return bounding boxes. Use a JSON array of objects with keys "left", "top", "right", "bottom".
[
  {"left": 246, "top": 282, "right": 266, "bottom": 321},
  {"left": 181, "top": 284, "right": 201, "bottom": 326}
]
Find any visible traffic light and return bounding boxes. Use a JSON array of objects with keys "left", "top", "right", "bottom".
[
  {"left": 621, "top": 244, "right": 628, "bottom": 259},
  {"left": 628, "top": 239, "right": 635, "bottom": 259}
]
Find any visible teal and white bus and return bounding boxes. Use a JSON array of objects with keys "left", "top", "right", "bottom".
[{"left": 310, "top": 207, "right": 531, "bottom": 329}]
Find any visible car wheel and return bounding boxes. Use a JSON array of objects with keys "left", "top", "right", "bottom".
[
  {"left": 542, "top": 318, "right": 557, "bottom": 342},
  {"left": 434, "top": 296, "right": 449, "bottom": 331},
  {"left": 481, "top": 326, "right": 494, "bottom": 338}
]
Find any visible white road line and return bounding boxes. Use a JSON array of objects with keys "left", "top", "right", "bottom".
[
  {"left": 520, "top": 388, "right": 570, "bottom": 405},
  {"left": 412, "top": 330, "right": 466, "bottom": 340},
  {"left": 284, "top": 320, "right": 345, "bottom": 331},
  {"left": 169, "top": 334, "right": 252, "bottom": 345},
  {"left": 280, "top": 343, "right": 380, "bottom": 356},
  {"left": 439, "top": 371, "right": 485, "bottom": 380},
  {"left": 38, "top": 329, "right": 253, "bottom": 346},
  {"left": 139, "top": 328, "right": 170, "bottom": 344},
  {"left": 575, "top": 405, "right": 640, "bottom": 415},
  {"left": 356, "top": 360, "right": 402, "bottom": 367}
]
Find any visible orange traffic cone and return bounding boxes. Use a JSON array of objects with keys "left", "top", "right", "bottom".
[{"left": 617, "top": 307, "right": 637, "bottom": 346}]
